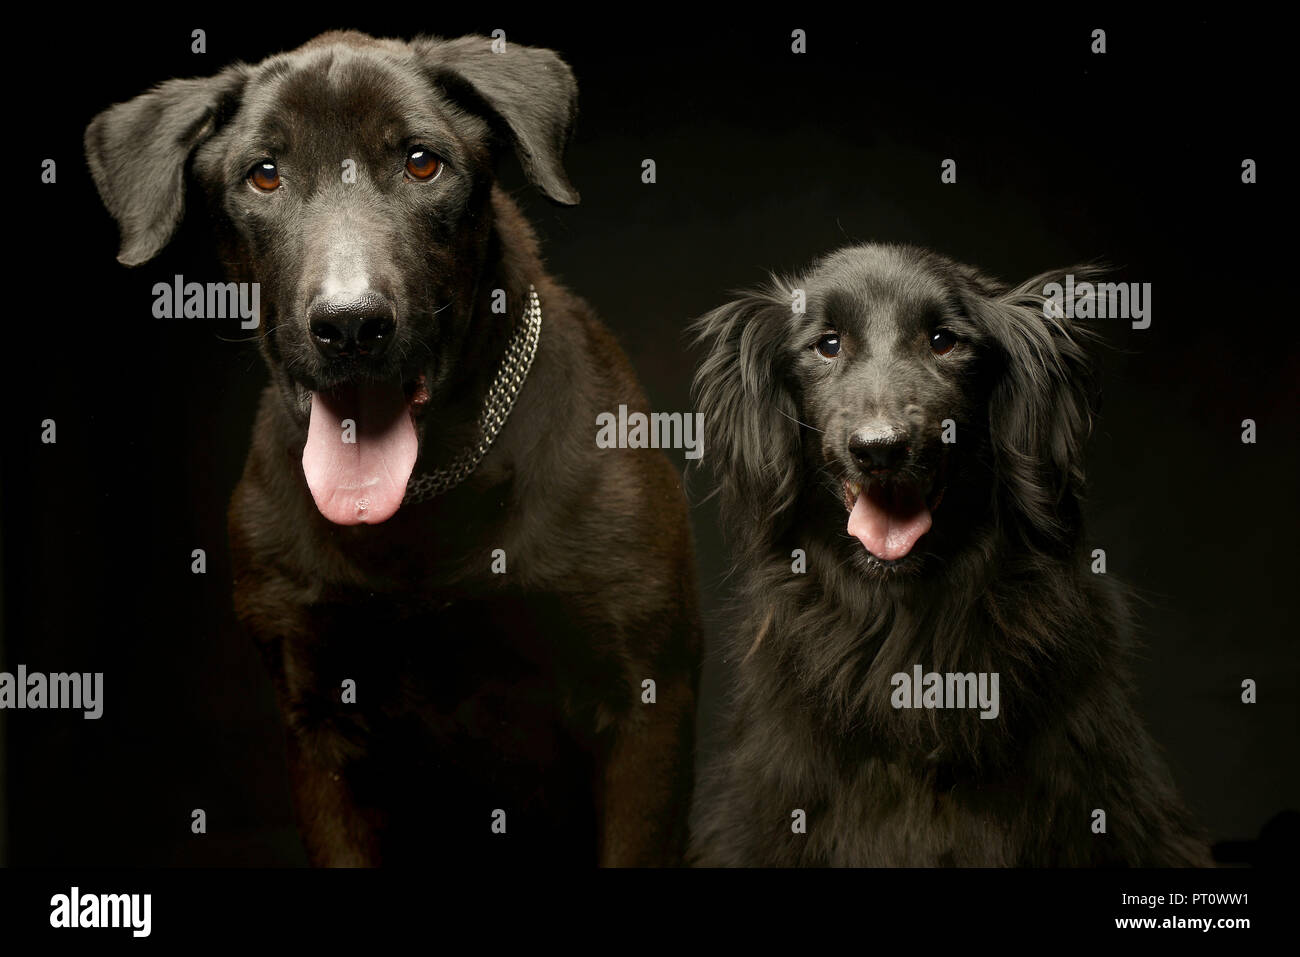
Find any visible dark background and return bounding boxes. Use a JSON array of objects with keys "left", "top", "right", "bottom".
[{"left": 2, "top": 10, "right": 1294, "bottom": 866}]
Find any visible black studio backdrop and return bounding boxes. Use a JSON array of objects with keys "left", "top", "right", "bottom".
[{"left": 1, "top": 10, "right": 1294, "bottom": 866}]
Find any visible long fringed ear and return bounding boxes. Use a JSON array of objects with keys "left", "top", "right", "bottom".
[
  {"left": 414, "top": 35, "right": 580, "bottom": 205},
  {"left": 85, "top": 66, "right": 249, "bottom": 266},
  {"left": 690, "top": 280, "right": 803, "bottom": 530},
  {"left": 966, "top": 266, "right": 1103, "bottom": 545}
]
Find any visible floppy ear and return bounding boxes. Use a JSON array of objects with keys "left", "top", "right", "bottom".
[
  {"left": 85, "top": 66, "right": 248, "bottom": 266},
  {"left": 415, "top": 35, "right": 580, "bottom": 205},
  {"left": 966, "top": 266, "right": 1102, "bottom": 543},
  {"left": 690, "top": 281, "right": 803, "bottom": 529}
]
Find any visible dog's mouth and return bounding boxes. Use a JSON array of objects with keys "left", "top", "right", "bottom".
[
  {"left": 300, "top": 373, "right": 430, "bottom": 526},
  {"left": 841, "top": 474, "right": 945, "bottom": 564}
]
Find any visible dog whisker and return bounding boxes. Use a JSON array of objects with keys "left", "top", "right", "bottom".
[{"left": 778, "top": 408, "right": 824, "bottom": 433}]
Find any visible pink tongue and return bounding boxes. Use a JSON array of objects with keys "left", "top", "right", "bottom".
[
  {"left": 302, "top": 383, "right": 418, "bottom": 525},
  {"left": 847, "top": 484, "right": 932, "bottom": 560}
]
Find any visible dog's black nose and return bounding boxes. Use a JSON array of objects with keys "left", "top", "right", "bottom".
[
  {"left": 307, "top": 293, "right": 396, "bottom": 360},
  {"left": 849, "top": 433, "right": 909, "bottom": 472}
]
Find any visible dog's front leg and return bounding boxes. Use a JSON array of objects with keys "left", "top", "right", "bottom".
[
  {"left": 281, "top": 726, "right": 384, "bottom": 867},
  {"left": 252, "top": 631, "right": 387, "bottom": 867},
  {"left": 596, "top": 670, "right": 696, "bottom": 866},
  {"left": 231, "top": 577, "right": 386, "bottom": 864}
]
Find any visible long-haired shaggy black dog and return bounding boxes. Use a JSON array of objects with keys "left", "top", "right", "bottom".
[{"left": 689, "top": 243, "right": 1210, "bottom": 866}]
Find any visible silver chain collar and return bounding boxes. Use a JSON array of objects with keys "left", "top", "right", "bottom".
[{"left": 402, "top": 285, "right": 542, "bottom": 504}]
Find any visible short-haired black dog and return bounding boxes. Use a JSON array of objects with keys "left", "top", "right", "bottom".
[
  {"left": 86, "top": 31, "right": 700, "bottom": 866},
  {"left": 689, "top": 243, "right": 1210, "bottom": 866}
]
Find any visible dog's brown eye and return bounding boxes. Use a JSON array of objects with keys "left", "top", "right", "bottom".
[
  {"left": 816, "top": 333, "right": 841, "bottom": 359},
  {"left": 405, "top": 147, "right": 442, "bottom": 181},
  {"left": 249, "top": 160, "right": 280, "bottom": 192},
  {"left": 930, "top": 329, "right": 957, "bottom": 356}
]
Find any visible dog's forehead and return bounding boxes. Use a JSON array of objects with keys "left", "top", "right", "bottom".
[
  {"left": 812, "top": 247, "right": 954, "bottom": 330},
  {"left": 238, "top": 45, "right": 456, "bottom": 147}
]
